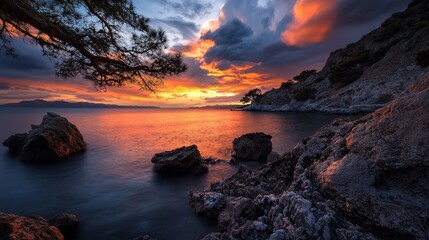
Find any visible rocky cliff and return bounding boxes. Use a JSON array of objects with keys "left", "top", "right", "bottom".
[
  {"left": 246, "top": 0, "right": 429, "bottom": 113},
  {"left": 191, "top": 71, "right": 429, "bottom": 239}
]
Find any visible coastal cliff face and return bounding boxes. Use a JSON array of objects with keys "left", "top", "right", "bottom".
[
  {"left": 191, "top": 72, "right": 429, "bottom": 239},
  {"left": 246, "top": 0, "right": 429, "bottom": 113}
]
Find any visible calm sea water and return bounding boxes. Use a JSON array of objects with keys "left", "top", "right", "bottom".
[{"left": 0, "top": 108, "right": 340, "bottom": 240}]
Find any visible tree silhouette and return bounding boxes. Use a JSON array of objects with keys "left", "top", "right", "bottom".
[
  {"left": 0, "top": 0, "right": 187, "bottom": 92},
  {"left": 240, "top": 88, "right": 262, "bottom": 104}
]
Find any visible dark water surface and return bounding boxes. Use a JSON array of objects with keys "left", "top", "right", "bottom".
[{"left": 0, "top": 108, "right": 340, "bottom": 240}]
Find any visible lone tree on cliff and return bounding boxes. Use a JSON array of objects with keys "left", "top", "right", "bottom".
[
  {"left": 0, "top": 0, "right": 187, "bottom": 92},
  {"left": 240, "top": 88, "right": 262, "bottom": 104}
]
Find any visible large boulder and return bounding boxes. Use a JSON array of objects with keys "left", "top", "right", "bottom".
[
  {"left": 231, "top": 132, "right": 272, "bottom": 161},
  {"left": 2, "top": 133, "right": 27, "bottom": 155},
  {"left": 0, "top": 212, "right": 64, "bottom": 240},
  {"left": 151, "top": 145, "right": 208, "bottom": 174},
  {"left": 49, "top": 213, "right": 79, "bottom": 237},
  {"left": 3, "top": 112, "right": 87, "bottom": 163}
]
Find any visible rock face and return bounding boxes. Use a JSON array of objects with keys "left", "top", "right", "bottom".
[
  {"left": 49, "top": 213, "right": 79, "bottom": 237},
  {"left": 231, "top": 132, "right": 272, "bottom": 161},
  {"left": 190, "top": 73, "right": 429, "bottom": 239},
  {"left": 190, "top": 192, "right": 227, "bottom": 218},
  {"left": 0, "top": 213, "right": 64, "bottom": 240},
  {"left": 2, "top": 133, "right": 27, "bottom": 155},
  {"left": 2, "top": 112, "right": 86, "bottom": 162},
  {"left": 246, "top": 0, "right": 429, "bottom": 114},
  {"left": 151, "top": 145, "right": 208, "bottom": 174}
]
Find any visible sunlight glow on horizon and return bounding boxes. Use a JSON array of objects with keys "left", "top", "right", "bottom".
[{"left": 0, "top": 0, "right": 407, "bottom": 107}]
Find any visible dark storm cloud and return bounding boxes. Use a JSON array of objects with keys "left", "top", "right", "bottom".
[
  {"left": 336, "top": 0, "right": 410, "bottom": 27},
  {"left": 0, "top": 38, "right": 54, "bottom": 79},
  {"left": 153, "top": 0, "right": 212, "bottom": 18},
  {"left": 152, "top": 17, "right": 199, "bottom": 40},
  {"left": 172, "top": 57, "right": 218, "bottom": 87},
  {"left": 196, "top": 0, "right": 410, "bottom": 79},
  {"left": 202, "top": 19, "right": 253, "bottom": 45}
]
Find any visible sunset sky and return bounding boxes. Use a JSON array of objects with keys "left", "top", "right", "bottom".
[{"left": 0, "top": 0, "right": 409, "bottom": 107}]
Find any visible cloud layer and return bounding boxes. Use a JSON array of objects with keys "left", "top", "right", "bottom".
[{"left": 0, "top": 0, "right": 410, "bottom": 107}]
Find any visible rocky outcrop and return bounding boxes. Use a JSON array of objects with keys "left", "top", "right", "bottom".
[
  {"left": 246, "top": 0, "right": 429, "bottom": 114},
  {"left": 2, "top": 133, "right": 27, "bottom": 155},
  {"left": 48, "top": 213, "right": 79, "bottom": 237},
  {"left": 190, "top": 192, "right": 226, "bottom": 218},
  {"left": 2, "top": 112, "right": 86, "bottom": 162},
  {"left": 151, "top": 145, "right": 208, "bottom": 174},
  {"left": 191, "top": 72, "right": 429, "bottom": 239},
  {"left": 231, "top": 132, "right": 272, "bottom": 161},
  {"left": 0, "top": 212, "right": 78, "bottom": 240}
]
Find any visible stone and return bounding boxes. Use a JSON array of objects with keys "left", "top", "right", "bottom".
[
  {"left": 151, "top": 145, "right": 207, "bottom": 174},
  {"left": 134, "top": 235, "right": 157, "bottom": 240},
  {"left": 3, "top": 112, "right": 86, "bottom": 163},
  {"left": 49, "top": 213, "right": 79, "bottom": 237},
  {"left": 0, "top": 212, "right": 64, "bottom": 240},
  {"left": 189, "top": 192, "right": 226, "bottom": 218},
  {"left": 2, "top": 133, "right": 27, "bottom": 155},
  {"left": 192, "top": 163, "right": 209, "bottom": 175},
  {"left": 231, "top": 132, "right": 273, "bottom": 161},
  {"left": 218, "top": 197, "right": 262, "bottom": 232}
]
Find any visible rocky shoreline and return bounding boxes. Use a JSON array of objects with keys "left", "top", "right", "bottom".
[
  {"left": 0, "top": 212, "right": 79, "bottom": 240},
  {"left": 189, "top": 73, "right": 429, "bottom": 239}
]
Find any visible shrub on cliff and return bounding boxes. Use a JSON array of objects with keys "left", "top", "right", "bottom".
[
  {"left": 293, "top": 70, "right": 317, "bottom": 82},
  {"left": 280, "top": 81, "right": 294, "bottom": 89},
  {"left": 293, "top": 87, "right": 317, "bottom": 102},
  {"left": 240, "top": 88, "right": 262, "bottom": 104}
]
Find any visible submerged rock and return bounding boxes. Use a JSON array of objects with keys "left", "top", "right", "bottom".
[
  {"left": 231, "top": 132, "right": 272, "bottom": 161},
  {"left": 2, "top": 133, "right": 27, "bottom": 155},
  {"left": 2, "top": 112, "right": 86, "bottom": 163},
  {"left": 151, "top": 145, "right": 208, "bottom": 174},
  {"left": 0, "top": 212, "right": 64, "bottom": 240}
]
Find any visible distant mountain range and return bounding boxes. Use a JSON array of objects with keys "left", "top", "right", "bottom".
[
  {"left": 188, "top": 104, "right": 244, "bottom": 109},
  {"left": 0, "top": 99, "right": 160, "bottom": 109}
]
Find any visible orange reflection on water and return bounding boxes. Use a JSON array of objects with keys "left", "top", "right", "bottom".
[{"left": 77, "top": 109, "right": 323, "bottom": 183}]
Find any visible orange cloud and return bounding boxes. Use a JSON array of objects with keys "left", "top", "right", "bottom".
[
  {"left": 2, "top": 22, "right": 51, "bottom": 42},
  {"left": 182, "top": 39, "right": 215, "bottom": 60},
  {"left": 281, "top": 0, "right": 338, "bottom": 47}
]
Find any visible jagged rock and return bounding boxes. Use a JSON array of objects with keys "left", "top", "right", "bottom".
[
  {"left": 192, "top": 163, "right": 209, "bottom": 175},
  {"left": 267, "top": 152, "right": 281, "bottom": 163},
  {"left": 2, "top": 133, "right": 27, "bottom": 155},
  {"left": 0, "top": 212, "right": 64, "bottom": 240},
  {"left": 133, "top": 235, "right": 157, "bottom": 240},
  {"left": 231, "top": 132, "right": 272, "bottom": 161},
  {"left": 316, "top": 84, "right": 429, "bottom": 239},
  {"left": 151, "top": 145, "right": 208, "bottom": 174},
  {"left": 189, "top": 192, "right": 226, "bottom": 218},
  {"left": 201, "top": 233, "right": 231, "bottom": 240},
  {"left": 192, "top": 71, "right": 429, "bottom": 239},
  {"left": 49, "top": 213, "right": 79, "bottom": 237},
  {"left": 218, "top": 197, "right": 262, "bottom": 232},
  {"left": 2, "top": 112, "right": 86, "bottom": 162}
]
